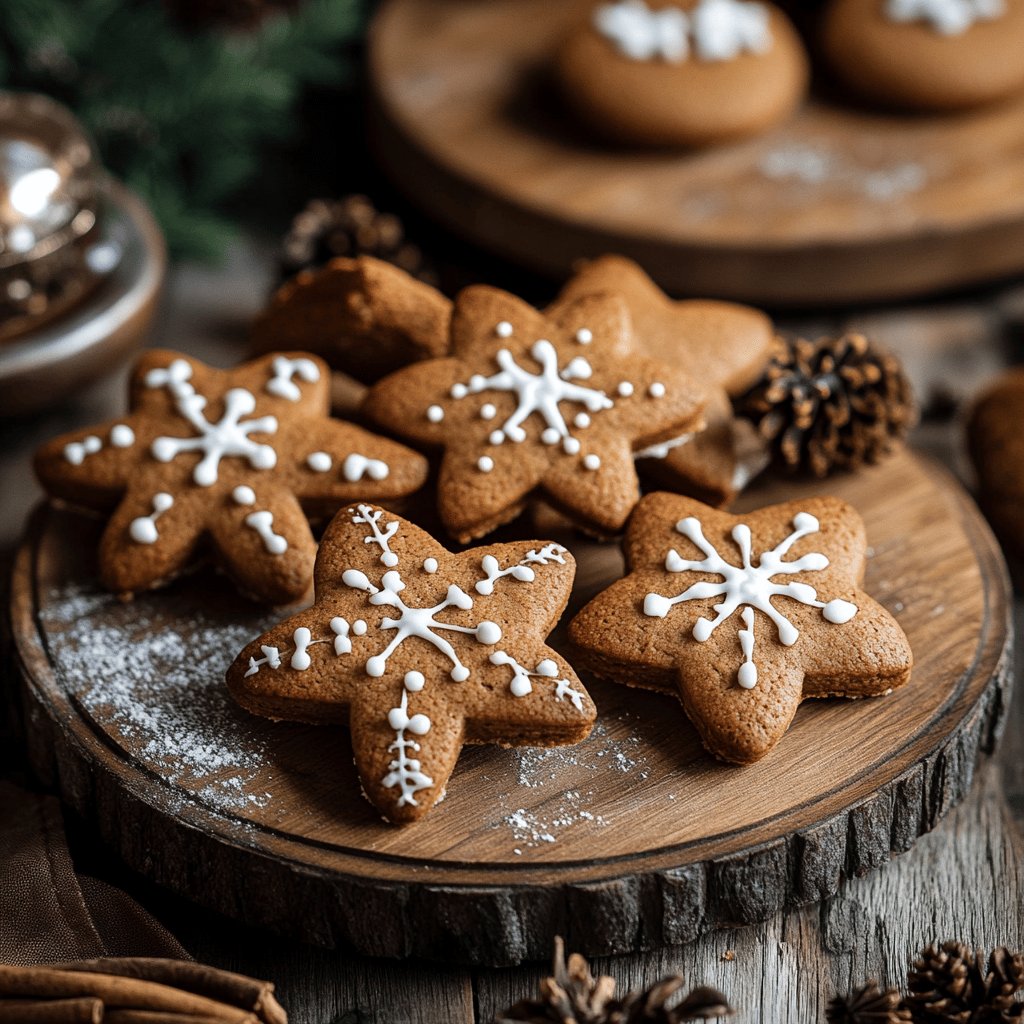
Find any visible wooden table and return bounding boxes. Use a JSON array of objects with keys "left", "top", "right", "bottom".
[{"left": 2, "top": 243, "right": 1023, "bottom": 1023}]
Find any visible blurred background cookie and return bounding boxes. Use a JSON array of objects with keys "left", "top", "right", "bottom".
[
  {"left": 557, "top": 0, "right": 810, "bottom": 146},
  {"left": 967, "top": 367, "right": 1024, "bottom": 571},
  {"left": 821, "top": 0, "right": 1024, "bottom": 110}
]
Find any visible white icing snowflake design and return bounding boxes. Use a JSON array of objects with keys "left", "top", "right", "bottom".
[
  {"left": 146, "top": 359, "right": 278, "bottom": 487},
  {"left": 383, "top": 688, "right": 434, "bottom": 807},
  {"left": 238, "top": 505, "right": 587, "bottom": 812},
  {"left": 489, "top": 651, "right": 586, "bottom": 710},
  {"left": 643, "top": 512, "right": 858, "bottom": 689},
  {"left": 476, "top": 543, "right": 567, "bottom": 595},
  {"left": 594, "top": 0, "right": 771, "bottom": 64},
  {"left": 451, "top": 339, "right": 613, "bottom": 456},
  {"left": 342, "top": 567, "right": 502, "bottom": 681},
  {"left": 885, "top": 0, "right": 1004, "bottom": 34}
]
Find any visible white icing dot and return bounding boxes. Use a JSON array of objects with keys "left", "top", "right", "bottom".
[
  {"left": 427, "top": 404, "right": 445, "bottom": 423},
  {"left": 423, "top": 557, "right": 438, "bottom": 573},
  {"left": 128, "top": 492, "right": 174, "bottom": 545},
  {"left": 489, "top": 429, "right": 505, "bottom": 446},
  {"left": 574, "top": 412, "right": 591, "bottom": 429},
  {"left": 250, "top": 446, "right": 277, "bottom": 470},
  {"left": 64, "top": 435, "right": 103, "bottom": 465},
  {"left": 307, "top": 451, "right": 332, "bottom": 472},
  {"left": 583, "top": 454, "right": 601, "bottom": 470},
  {"left": 343, "top": 453, "right": 390, "bottom": 482},
  {"left": 478, "top": 456, "right": 494, "bottom": 472},
  {"left": 738, "top": 663, "right": 758, "bottom": 689},
  {"left": 648, "top": 381, "right": 666, "bottom": 398},
  {"left": 495, "top": 321, "right": 513, "bottom": 338},
  {"left": 823, "top": 598, "right": 858, "bottom": 624},
  {"left": 129, "top": 519, "right": 158, "bottom": 544},
  {"left": 232, "top": 485, "right": 256, "bottom": 506},
  {"left": 110, "top": 424, "right": 135, "bottom": 448},
  {"left": 541, "top": 428, "right": 560, "bottom": 446},
  {"left": 245, "top": 509, "right": 288, "bottom": 554},
  {"left": 404, "top": 671, "right": 425, "bottom": 692},
  {"left": 353, "top": 619, "right": 367, "bottom": 635},
  {"left": 617, "top": 381, "right": 634, "bottom": 397},
  {"left": 563, "top": 437, "right": 581, "bottom": 455},
  {"left": 575, "top": 327, "right": 593, "bottom": 344},
  {"left": 407, "top": 713, "right": 432, "bottom": 736},
  {"left": 475, "top": 621, "right": 502, "bottom": 644},
  {"left": 451, "top": 383, "right": 468, "bottom": 399},
  {"left": 480, "top": 403, "right": 497, "bottom": 420}
]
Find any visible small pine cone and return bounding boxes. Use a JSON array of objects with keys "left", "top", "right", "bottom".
[
  {"left": 496, "top": 938, "right": 733, "bottom": 1023},
  {"left": 906, "top": 941, "right": 988, "bottom": 1023},
  {"left": 984, "top": 947, "right": 1024, "bottom": 1016},
  {"left": 279, "top": 195, "right": 437, "bottom": 286},
  {"left": 826, "top": 981, "right": 910, "bottom": 1024},
  {"left": 736, "top": 334, "right": 916, "bottom": 478}
]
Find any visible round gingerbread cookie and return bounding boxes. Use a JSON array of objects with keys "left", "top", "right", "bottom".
[
  {"left": 557, "top": 0, "right": 809, "bottom": 147},
  {"left": 822, "top": 0, "right": 1024, "bottom": 111}
]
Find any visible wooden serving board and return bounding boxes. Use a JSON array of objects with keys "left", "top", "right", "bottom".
[
  {"left": 11, "top": 450, "right": 1011, "bottom": 966},
  {"left": 369, "top": 0, "right": 1024, "bottom": 305}
]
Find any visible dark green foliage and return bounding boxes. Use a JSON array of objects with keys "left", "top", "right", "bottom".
[{"left": 0, "top": 0, "right": 363, "bottom": 259}]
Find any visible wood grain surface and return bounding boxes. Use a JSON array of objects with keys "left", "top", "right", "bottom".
[
  {"left": 369, "top": 0, "right": 1024, "bottom": 305},
  {"left": 5, "top": 245, "right": 1024, "bottom": 1022},
  {"left": 10, "top": 447, "right": 1011, "bottom": 966}
]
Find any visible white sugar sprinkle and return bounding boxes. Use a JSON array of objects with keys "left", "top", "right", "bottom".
[{"left": 41, "top": 583, "right": 279, "bottom": 815}]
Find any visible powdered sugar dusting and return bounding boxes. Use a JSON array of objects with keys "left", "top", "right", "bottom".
[
  {"left": 41, "top": 582, "right": 279, "bottom": 817},
  {"left": 39, "top": 583, "right": 658, "bottom": 852},
  {"left": 759, "top": 144, "right": 929, "bottom": 202},
  {"left": 488, "top": 717, "right": 649, "bottom": 851}
]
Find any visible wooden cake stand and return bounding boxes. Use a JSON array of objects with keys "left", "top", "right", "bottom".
[
  {"left": 369, "top": 0, "right": 1024, "bottom": 305},
  {"left": 11, "top": 450, "right": 1011, "bottom": 966}
]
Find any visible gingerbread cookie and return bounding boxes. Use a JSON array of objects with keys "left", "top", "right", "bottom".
[
  {"left": 557, "top": 0, "right": 809, "bottom": 146},
  {"left": 251, "top": 256, "right": 451, "bottom": 384},
  {"left": 556, "top": 255, "right": 775, "bottom": 505},
  {"left": 822, "top": 0, "right": 1024, "bottom": 111},
  {"left": 227, "top": 503, "right": 595, "bottom": 822},
  {"left": 569, "top": 492, "right": 912, "bottom": 762},
  {"left": 362, "top": 285, "right": 707, "bottom": 541},
  {"left": 35, "top": 350, "right": 428, "bottom": 605},
  {"left": 967, "top": 368, "right": 1024, "bottom": 569}
]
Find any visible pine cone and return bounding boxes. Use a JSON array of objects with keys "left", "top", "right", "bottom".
[
  {"left": 826, "top": 981, "right": 910, "bottom": 1023},
  {"left": 496, "top": 938, "right": 732, "bottom": 1023},
  {"left": 906, "top": 942, "right": 1024, "bottom": 1023},
  {"left": 736, "top": 333, "right": 916, "bottom": 478},
  {"left": 279, "top": 195, "right": 437, "bottom": 287}
]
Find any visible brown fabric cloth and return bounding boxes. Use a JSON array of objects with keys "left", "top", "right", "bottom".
[{"left": 0, "top": 782, "right": 187, "bottom": 965}]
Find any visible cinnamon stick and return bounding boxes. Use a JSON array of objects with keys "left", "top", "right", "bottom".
[
  {"left": 105, "top": 1012, "right": 258, "bottom": 1024},
  {"left": 42, "top": 960, "right": 286, "bottom": 1024},
  {"left": 0, "top": 997, "right": 103, "bottom": 1022},
  {"left": 0, "top": 967, "right": 250, "bottom": 1022}
]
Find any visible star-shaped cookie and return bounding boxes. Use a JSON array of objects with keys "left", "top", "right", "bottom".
[
  {"left": 556, "top": 255, "right": 776, "bottom": 506},
  {"left": 363, "top": 285, "right": 707, "bottom": 541},
  {"left": 251, "top": 256, "right": 451, "bottom": 384},
  {"left": 227, "top": 503, "right": 595, "bottom": 822},
  {"left": 34, "top": 350, "right": 428, "bottom": 605},
  {"left": 569, "top": 492, "right": 913, "bottom": 763}
]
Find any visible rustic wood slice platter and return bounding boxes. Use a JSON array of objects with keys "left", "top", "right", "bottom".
[
  {"left": 368, "top": 0, "right": 1024, "bottom": 305},
  {"left": 11, "top": 449, "right": 1011, "bottom": 966}
]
